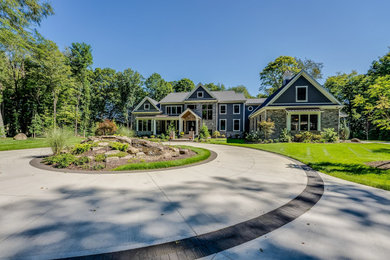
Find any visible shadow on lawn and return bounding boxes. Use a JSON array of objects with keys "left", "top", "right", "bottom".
[
  {"left": 308, "top": 161, "right": 387, "bottom": 176},
  {"left": 371, "top": 148, "right": 390, "bottom": 154}
]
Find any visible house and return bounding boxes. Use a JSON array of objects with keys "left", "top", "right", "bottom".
[{"left": 133, "top": 70, "right": 343, "bottom": 139}]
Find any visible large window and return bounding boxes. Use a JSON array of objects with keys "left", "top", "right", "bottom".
[
  {"left": 202, "top": 104, "right": 213, "bottom": 120},
  {"left": 220, "top": 119, "right": 226, "bottom": 131},
  {"left": 290, "top": 114, "right": 318, "bottom": 131},
  {"left": 233, "top": 119, "right": 240, "bottom": 131},
  {"left": 166, "top": 105, "right": 182, "bottom": 115},
  {"left": 296, "top": 86, "right": 308, "bottom": 102},
  {"left": 138, "top": 120, "right": 152, "bottom": 131},
  {"left": 219, "top": 104, "right": 227, "bottom": 114},
  {"left": 187, "top": 104, "right": 196, "bottom": 110},
  {"left": 233, "top": 104, "right": 240, "bottom": 114}
]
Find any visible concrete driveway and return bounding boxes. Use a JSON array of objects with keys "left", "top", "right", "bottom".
[{"left": 0, "top": 143, "right": 389, "bottom": 259}]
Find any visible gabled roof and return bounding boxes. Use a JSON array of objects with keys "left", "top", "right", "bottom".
[
  {"left": 249, "top": 70, "right": 341, "bottom": 118},
  {"left": 245, "top": 98, "right": 266, "bottom": 104},
  {"left": 133, "top": 96, "right": 161, "bottom": 112},
  {"left": 184, "top": 83, "right": 216, "bottom": 100},
  {"left": 179, "top": 108, "right": 201, "bottom": 119},
  {"left": 159, "top": 90, "right": 247, "bottom": 103}
]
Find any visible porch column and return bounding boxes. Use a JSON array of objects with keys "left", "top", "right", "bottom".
[
  {"left": 179, "top": 118, "right": 183, "bottom": 133},
  {"left": 136, "top": 119, "right": 139, "bottom": 131},
  {"left": 153, "top": 119, "right": 156, "bottom": 135},
  {"left": 196, "top": 118, "right": 199, "bottom": 135}
]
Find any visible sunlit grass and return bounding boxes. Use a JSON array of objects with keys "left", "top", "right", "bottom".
[{"left": 0, "top": 137, "right": 83, "bottom": 151}]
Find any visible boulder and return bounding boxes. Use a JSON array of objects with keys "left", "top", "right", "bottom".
[
  {"left": 116, "top": 136, "right": 132, "bottom": 144},
  {"left": 13, "top": 133, "right": 27, "bottom": 140},
  {"left": 106, "top": 157, "right": 119, "bottom": 163},
  {"left": 136, "top": 152, "right": 146, "bottom": 157},
  {"left": 179, "top": 148, "right": 189, "bottom": 155},
  {"left": 127, "top": 147, "right": 139, "bottom": 154},
  {"left": 169, "top": 147, "right": 180, "bottom": 153},
  {"left": 92, "top": 146, "right": 104, "bottom": 151},
  {"left": 123, "top": 154, "right": 134, "bottom": 160},
  {"left": 351, "top": 138, "right": 361, "bottom": 143},
  {"left": 105, "top": 150, "right": 120, "bottom": 156},
  {"left": 98, "top": 142, "right": 110, "bottom": 147}
]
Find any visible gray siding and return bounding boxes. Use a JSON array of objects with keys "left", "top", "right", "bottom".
[
  {"left": 217, "top": 103, "right": 245, "bottom": 137},
  {"left": 272, "top": 76, "right": 333, "bottom": 105},
  {"left": 134, "top": 99, "right": 159, "bottom": 113},
  {"left": 186, "top": 86, "right": 216, "bottom": 100},
  {"left": 160, "top": 104, "right": 184, "bottom": 115}
]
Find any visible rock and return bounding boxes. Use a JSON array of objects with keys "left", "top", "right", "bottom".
[
  {"left": 106, "top": 157, "right": 119, "bottom": 163},
  {"left": 98, "top": 142, "right": 110, "bottom": 147},
  {"left": 92, "top": 146, "right": 104, "bottom": 151},
  {"left": 136, "top": 152, "right": 145, "bottom": 157},
  {"left": 13, "top": 133, "right": 27, "bottom": 140},
  {"left": 105, "top": 150, "right": 120, "bottom": 156},
  {"left": 95, "top": 149, "right": 106, "bottom": 154},
  {"left": 127, "top": 147, "right": 139, "bottom": 154},
  {"left": 123, "top": 154, "right": 134, "bottom": 160},
  {"left": 179, "top": 148, "right": 189, "bottom": 155},
  {"left": 351, "top": 138, "right": 361, "bottom": 143},
  {"left": 169, "top": 147, "right": 180, "bottom": 153},
  {"left": 116, "top": 136, "right": 132, "bottom": 144},
  {"left": 87, "top": 156, "right": 94, "bottom": 160}
]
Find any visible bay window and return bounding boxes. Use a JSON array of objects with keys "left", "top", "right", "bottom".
[{"left": 290, "top": 114, "right": 319, "bottom": 131}]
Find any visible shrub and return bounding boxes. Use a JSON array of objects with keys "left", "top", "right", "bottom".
[
  {"left": 71, "top": 143, "right": 92, "bottom": 155},
  {"left": 107, "top": 151, "right": 128, "bottom": 158},
  {"left": 245, "top": 131, "right": 262, "bottom": 142},
  {"left": 180, "top": 131, "right": 185, "bottom": 137},
  {"left": 110, "top": 142, "right": 129, "bottom": 151},
  {"left": 44, "top": 154, "right": 76, "bottom": 168},
  {"left": 150, "top": 135, "right": 155, "bottom": 138},
  {"left": 321, "top": 128, "right": 339, "bottom": 143},
  {"left": 92, "top": 164, "right": 105, "bottom": 170},
  {"left": 117, "top": 126, "right": 135, "bottom": 137},
  {"left": 221, "top": 134, "right": 226, "bottom": 138},
  {"left": 95, "top": 119, "right": 117, "bottom": 136},
  {"left": 46, "top": 128, "right": 73, "bottom": 155},
  {"left": 94, "top": 154, "right": 106, "bottom": 162},
  {"left": 279, "top": 128, "right": 292, "bottom": 142},
  {"left": 339, "top": 120, "right": 350, "bottom": 140},
  {"left": 212, "top": 131, "right": 221, "bottom": 138},
  {"left": 199, "top": 124, "right": 210, "bottom": 139},
  {"left": 74, "top": 156, "right": 91, "bottom": 166},
  {"left": 258, "top": 119, "right": 275, "bottom": 140}
]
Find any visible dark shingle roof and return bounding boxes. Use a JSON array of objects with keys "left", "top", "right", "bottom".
[
  {"left": 245, "top": 98, "right": 266, "bottom": 104},
  {"left": 159, "top": 90, "right": 246, "bottom": 103}
]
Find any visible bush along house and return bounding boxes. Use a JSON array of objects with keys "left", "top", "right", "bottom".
[{"left": 133, "top": 70, "right": 343, "bottom": 139}]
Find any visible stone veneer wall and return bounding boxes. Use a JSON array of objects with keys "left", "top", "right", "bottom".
[
  {"left": 321, "top": 109, "right": 340, "bottom": 132},
  {"left": 202, "top": 103, "right": 217, "bottom": 133},
  {"left": 266, "top": 109, "right": 287, "bottom": 139}
]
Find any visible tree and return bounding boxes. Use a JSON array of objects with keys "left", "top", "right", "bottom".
[
  {"left": 367, "top": 48, "right": 390, "bottom": 77},
  {"left": 173, "top": 78, "right": 195, "bottom": 92},
  {"left": 28, "top": 112, "right": 43, "bottom": 137},
  {"left": 204, "top": 83, "right": 225, "bottom": 91},
  {"left": 117, "top": 68, "right": 144, "bottom": 128},
  {"left": 144, "top": 73, "right": 172, "bottom": 101},
  {"left": 258, "top": 118, "right": 275, "bottom": 140},
  {"left": 259, "top": 56, "right": 323, "bottom": 95},
  {"left": 66, "top": 42, "right": 93, "bottom": 136},
  {"left": 228, "top": 85, "right": 254, "bottom": 98}
]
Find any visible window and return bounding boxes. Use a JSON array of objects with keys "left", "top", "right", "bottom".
[
  {"left": 296, "top": 86, "right": 308, "bottom": 102},
  {"left": 202, "top": 104, "right": 213, "bottom": 120},
  {"left": 220, "top": 119, "right": 226, "bottom": 131},
  {"left": 138, "top": 120, "right": 152, "bottom": 131},
  {"left": 248, "top": 106, "right": 253, "bottom": 112},
  {"left": 290, "top": 114, "right": 319, "bottom": 131},
  {"left": 166, "top": 105, "right": 182, "bottom": 115},
  {"left": 233, "top": 119, "right": 240, "bottom": 131},
  {"left": 197, "top": 91, "right": 204, "bottom": 98},
  {"left": 233, "top": 104, "right": 240, "bottom": 114},
  {"left": 188, "top": 104, "right": 196, "bottom": 110},
  {"left": 219, "top": 104, "right": 227, "bottom": 114},
  {"left": 144, "top": 103, "right": 150, "bottom": 110}
]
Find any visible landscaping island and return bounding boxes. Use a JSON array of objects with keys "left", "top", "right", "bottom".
[{"left": 41, "top": 136, "right": 211, "bottom": 172}]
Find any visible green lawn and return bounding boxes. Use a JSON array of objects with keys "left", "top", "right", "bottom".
[
  {"left": 0, "top": 137, "right": 83, "bottom": 151},
  {"left": 113, "top": 145, "right": 211, "bottom": 171},
  {"left": 205, "top": 139, "right": 390, "bottom": 191}
]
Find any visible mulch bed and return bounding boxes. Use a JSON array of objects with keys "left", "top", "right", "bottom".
[{"left": 365, "top": 161, "right": 390, "bottom": 170}]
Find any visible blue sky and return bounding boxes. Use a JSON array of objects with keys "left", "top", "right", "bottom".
[{"left": 38, "top": 0, "right": 390, "bottom": 96}]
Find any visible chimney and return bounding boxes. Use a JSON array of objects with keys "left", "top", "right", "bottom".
[{"left": 282, "top": 70, "right": 294, "bottom": 86}]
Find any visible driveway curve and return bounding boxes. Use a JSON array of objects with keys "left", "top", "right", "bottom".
[{"left": 0, "top": 143, "right": 314, "bottom": 259}]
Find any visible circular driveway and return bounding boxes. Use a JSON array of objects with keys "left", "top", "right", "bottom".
[{"left": 0, "top": 143, "right": 312, "bottom": 259}]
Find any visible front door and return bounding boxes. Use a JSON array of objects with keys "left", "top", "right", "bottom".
[{"left": 186, "top": 121, "right": 196, "bottom": 134}]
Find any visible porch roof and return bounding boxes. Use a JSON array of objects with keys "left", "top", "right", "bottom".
[
  {"left": 136, "top": 115, "right": 179, "bottom": 120},
  {"left": 286, "top": 108, "right": 322, "bottom": 113}
]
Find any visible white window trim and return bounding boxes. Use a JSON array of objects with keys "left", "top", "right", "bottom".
[
  {"left": 248, "top": 106, "right": 253, "bottom": 111},
  {"left": 233, "top": 119, "right": 240, "bottom": 131},
  {"left": 287, "top": 112, "right": 321, "bottom": 131},
  {"left": 219, "top": 104, "right": 227, "bottom": 114},
  {"left": 197, "top": 91, "right": 204, "bottom": 98},
  {"left": 219, "top": 119, "right": 227, "bottom": 131},
  {"left": 166, "top": 105, "right": 182, "bottom": 115},
  {"left": 144, "top": 103, "right": 150, "bottom": 110},
  {"left": 296, "top": 86, "right": 308, "bottom": 102},
  {"left": 233, "top": 104, "right": 240, "bottom": 114}
]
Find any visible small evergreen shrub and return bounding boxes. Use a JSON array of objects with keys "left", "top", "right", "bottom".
[
  {"left": 107, "top": 151, "right": 128, "bottom": 158},
  {"left": 94, "top": 154, "right": 106, "bottom": 162},
  {"left": 110, "top": 142, "right": 128, "bottom": 151},
  {"left": 321, "top": 128, "right": 339, "bottom": 143},
  {"left": 212, "top": 131, "right": 221, "bottom": 138},
  {"left": 71, "top": 143, "right": 92, "bottom": 155},
  {"left": 44, "top": 154, "right": 76, "bottom": 168},
  {"left": 245, "top": 131, "right": 262, "bottom": 142},
  {"left": 279, "top": 128, "right": 292, "bottom": 142},
  {"left": 199, "top": 124, "right": 210, "bottom": 139},
  {"left": 92, "top": 164, "right": 105, "bottom": 170},
  {"left": 74, "top": 156, "right": 91, "bottom": 166}
]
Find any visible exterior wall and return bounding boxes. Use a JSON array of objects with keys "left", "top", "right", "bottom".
[
  {"left": 203, "top": 103, "right": 217, "bottom": 132},
  {"left": 266, "top": 109, "right": 287, "bottom": 139},
  {"left": 134, "top": 99, "right": 159, "bottom": 113},
  {"left": 184, "top": 103, "right": 202, "bottom": 117},
  {"left": 217, "top": 103, "right": 245, "bottom": 138},
  {"left": 160, "top": 104, "right": 184, "bottom": 115},
  {"left": 244, "top": 104, "right": 258, "bottom": 132},
  {"left": 187, "top": 86, "right": 215, "bottom": 100},
  {"left": 321, "top": 109, "right": 340, "bottom": 132},
  {"left": 249, "top": 112, "right": 264, "bottom": 132},
  {"left": 272, "top": 76, "right": 333, "bottom": 105}
]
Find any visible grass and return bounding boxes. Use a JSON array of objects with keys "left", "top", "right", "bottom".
[
  {"left": 113, "top": 145, "right": 211, "bottom": 171},
  {"left": 0, "top": 137, "right": 83, "bottom": 151},
  {"left": 205, "top": 138, "right": 390, "bottom": 191}
]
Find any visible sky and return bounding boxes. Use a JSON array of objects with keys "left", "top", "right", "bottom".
[{"left": 38, "top": 0, "right": 390, "bottom": 96}]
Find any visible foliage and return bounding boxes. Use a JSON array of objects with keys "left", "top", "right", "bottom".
[
  {"left": 199, "top": 124, "right": 210, "bottom": 139},
  {"left": 117, "top": 126, "right": 135, "bottom": 137},
  {"left": 144, "top": 73, "right": 172, "bottom": 101},
  {"left": 74, "top": 156, "right": 90, "bottom": 166},
  {"left": 95, "top": 119, "right": 117, "bottom": 135},
  {"left": 212, "top": 130, "right": 221, "bottom": 138},
  {"left": 28, "top": 113, "right": 43, "bottom": 137},
  {"left": 279, "top": 128, "right": 292, "bottom": 142},
  {"left": 245, "top": 131, "right": 262, "bottom": 142},
  {"left": 258, "top": 119, "right": 275, "bottom": 140},
  {"left": 296, "top": 58, "right": 323, "bottom": 80},
  {"left": 106, "top": 151, "right": 127, "bottom": 158},
  {"left": 294, "top": 131, "right": 321, "bottom": 143},
  {"left": 71, "top": 143, "right": 91, "bottom": 155},
  {"left": 110, "top": 142, "right": 128, "bottom": 152},
  {"left": 204, "top": 83, "right": 225, "bottom": 91},
  {"left": 43, "top": 153, "right": 76, "bottom": 168},
  {"left": 94, "top": 154, "right": 105, "bottom": 162},
  {"left": 321, "top": 128, "right": 339, "bottom": 143},
  {"left": 228, "top": 85, "right": 254, "bottom": 98},
  {"left": 339, "top": 120, "right": 351, "bottom": 140},
  {"left": 172, "top": 78, "right": 195, "bottom": 92},
  {"left": 92, "top": 164, "right": 104, "bottom": 170},
  {"left": 167, "top": 122, "right": 176, "bottom": 137},
  {"left": 46, "top": 128, "right": 73, "bottom": 154}
]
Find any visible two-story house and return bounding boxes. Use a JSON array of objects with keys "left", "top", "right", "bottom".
[{"left": 133, "top": 70, "right": 343, "bottom": 139}]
